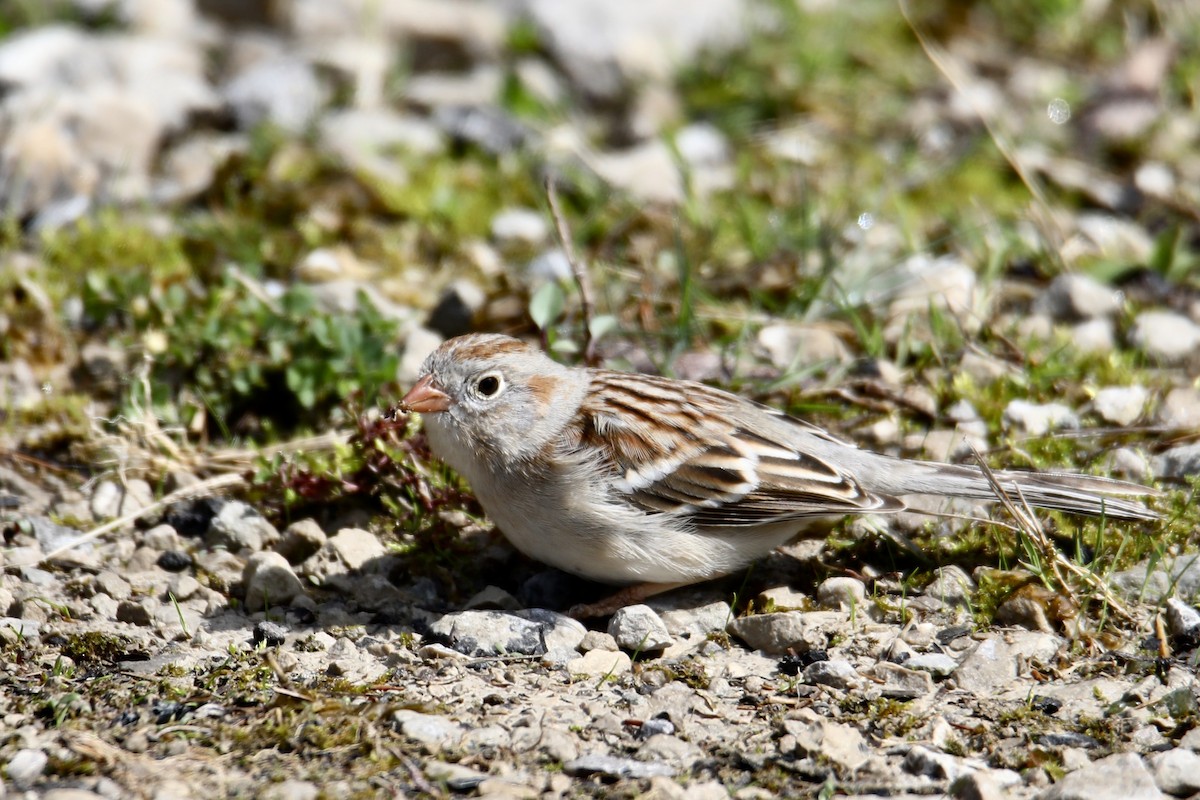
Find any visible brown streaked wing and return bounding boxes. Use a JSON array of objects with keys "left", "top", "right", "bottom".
[{"left": 576, "top": 371, "right": 902, "bottom": 526}]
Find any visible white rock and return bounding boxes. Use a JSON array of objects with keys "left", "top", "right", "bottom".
[
  {"left": 524, "top": 0, "right": 746, "bottom": 98},
  {"left": 491, "top": 207, "right": 549, "bottom": 246},
  {"left": 803, "top": 659, "right": 862, "bottom": 690},
  {"left": 1148, "top": 748, "right": 1200, "bottom": 796},
  {"left": 1002, "top": 399, "right": 1080, "bottom": 436},
  {"left": 1070, "top": 318, "right": 1116, "bottom": 354},
  {"left": 588, "top": 141, "right": 684, "bottom": 204},
  {"left": 223, "top": 56, "right": 326, "bottom": 133},
  {"left": 5, "top": 748, "right": 48, "bottom": 789},
  {"left": 1130, "top": 311, "right": 1200, "bottom": 363},
  {"left": 816, "top": 577, "right": 867, "bottom": 612},
  {"left": 1091, "top": 385, "right": 1148, "bottom": 426},
  {"left": 1037, "top": 273, "right": 1122, "bottom": 319},
  {"left": 608, "top": 604, "right": 674, "bottom": 652},
  {"left": 565, "top": 648, "right": 633, "bottom": 677},
  {"left": 1157, "top": 387, "right": 1200, "bottom": 428},
  {"left": 757, "top": 323, "right": 850, "bottom": 370},
  {"left": 243, "top": 551, "right": 305, "bottom": 612},
  {"left": 1037, "top": 752, "right": 1165, "bottom": 800}
]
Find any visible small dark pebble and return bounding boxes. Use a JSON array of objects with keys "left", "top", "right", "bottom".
[
  {"left": 253, "top": 621, "right": 288, "bottom": 647},
  {"left": 1172, "top": 630, "right": 1200, "bottom": 652},
  {"left": 162, "top": 497, "right": 223, "bottom": 538},
  {"left": 117, "top": 710, "right": 140, "bottom": 726},
  {"left": 936, "top": 625, "right": 972, "bottom": 645},
  {"left": 157, "top": 550, "right": 192, "bottom": 572},
  {"left": 153, "top": 701, "right": 187, "bottom": 725},
  {"left": 1030, "top": 695, "right": 1063, "bottom": 715},
  {"left": 779, "top": 650, "right": 827, "bottom": 676}
]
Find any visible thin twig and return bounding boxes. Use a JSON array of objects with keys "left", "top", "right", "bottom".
[{"left": 545, "top": 175, "right": 599, "bottom": 366}]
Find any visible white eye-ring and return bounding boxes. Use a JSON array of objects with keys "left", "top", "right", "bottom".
[{"left": 473, "top": 372, "right": 504, "bottom": 399}]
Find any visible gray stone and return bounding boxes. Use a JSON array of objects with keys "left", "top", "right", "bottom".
[
  {"left": 155, "top": 132, "right": 246, "bottom": 204},
  {"left": 405, "top": 66, "right": 503, "bottom": 110},
  {"left": 1110, "top": 556, "right": 1200, "bottom": 603},
  {"left": 523, "top": 0, "right": 745, "bottom": 99},
  {"left": 393, "top": 709, "right": 464, "bottom": 751},
  {"left": 275, "top": 518, "right": 327, "bottom": 564},
  {"left": 463, "top": 585, "right": 523, "bottom": 611},
  {"left": 1003, "top": 400, "right": 1080, "bottom": 436},
  {"left": 490, "top": 207, "right": 549, "bottom": 246},
  {"left": 1091, "top": 386, "right": 1148, "bottom": 426},
  {"left": 26, "top": 516, "right": 89, "bottom": 555},
  {"left": 872, "top": 662, "right": 936, "bottom": 698},
  {"left": 952, "top": 632, "right": 1062, "bottom": 694},
  {"left": 578, "top": 630, "right": 619, "bottom": 652},
  {"left": 1130, "top": 311, "right": 1200, "bottom": 363},
  {"left": 261, "top": 780, "right": 319, "bottom": 800},
  {"left": 926, "top": 565, "right": 976, "bottom": 608},
  {"left": 1037, "top": 274, "right": 1122, "bottom": 320},
  {"left": 320, "top": 107, "right": 442, "bottom": 160},
  {"left": 1148, "top": 748, "right": 1200, "bottom": 795},
  {"left": 782, "top": 709, "right": 869, "bottom": 770},
  {"left": 397, "top": 326, "right": 444, "bottom": 386},
  {"left": 1071, "top": 318, "right": 1117, "bottom": 354},
  {"left": 207, "top": 500, "right": 278, "bottom": 552},
  {"left": 608, "top": 604, "right": 674, "bottom": 653},
  {"left": 1158, "top": 387, "right": 1200, "bottom": 428},
  {"left": 222, "top": 56, "right": 326, "bottom": 133},
  {"left": 883, "top": 256, "right": 980, "bottom": 343},
  {"left": 527, "top": 248, "right": 573, "bottom": 284},
  {"left": 1164, "top": 598, "right": 1200, "bottom": 640},
  {"left": 757, "top": 323, "right": 851, "bottom": 371},
  {"left": 1152, "top": 443, "right": 1200, "bottom": 480},
  {"left": 654, "top": 600, "right": 732, "bottom": 640},
  {"left": 588, "top": 141, "right": 684, "bottom": 204},
  {"left": 95, "top": 571, "right": 133, "bottom": 601},
  {"left": 816, "top": 576, "right": 868, "bottom": 611},
  {"left": 90, "top": 479, "right": 154, "bottom": 520},
  {"left": 638, "top": 734, "right": 702, "bottom": 770},
  {"left": 903, "top": 653, "right": 959, "bottom": 678},
  {"left": 6, "top": 747, "right": 48, "bottom": 788},
  {"left": 904, "top": 746, "right": 974, "bottom": 781},
  {"left": 428, "top": 609, "right": 584, "bottom": 659},
  {"left": 950, "top": 771, "right": 1008, "bottom": 800},
  {"left": 1036, "top": 752, "right": 1165, "bottom": 800},
  {"left": 116, "top": 598, "right": 158, "bottom": 626},
  {"left": 727, "top": 610, "right": 846, "bottom": 655},
  {"left": 243, "top": 551, "right": 306, "bottom": 612},
  {"left": 564, "top": 753, "right": 676, "bottom": 779},
  {"left": 318, "top": 527, "right": 387, "bottom": 574},
  {"left": 802, "top": 659, "right": 862, "bottom": 690},
  {"left": 564, "top": 648, "right": 632, "bottom": 677}
]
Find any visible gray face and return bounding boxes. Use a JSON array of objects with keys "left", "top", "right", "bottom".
[{"left": 415, "top": 336, "right": 563, "bottom": 464}]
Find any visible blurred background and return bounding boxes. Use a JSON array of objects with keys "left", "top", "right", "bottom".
[{"left": 1, "top": 0, "right": 1197, "bottom": 452}]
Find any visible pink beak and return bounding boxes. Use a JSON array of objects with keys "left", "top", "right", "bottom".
[{"left": 399, "top": 374, "right": 452, "bottom": 414}]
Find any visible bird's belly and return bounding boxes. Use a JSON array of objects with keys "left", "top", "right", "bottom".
[{"left": 474, "top": 477, "right": 806, "bottom": 584}]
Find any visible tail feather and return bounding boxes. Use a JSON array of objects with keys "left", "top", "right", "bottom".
[{"left": 882, "top": 460, "right": 1161, "bottom": 521}]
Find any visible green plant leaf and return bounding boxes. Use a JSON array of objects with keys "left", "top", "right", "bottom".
[{"left": 529, "top": 282, "right": 565, "bottom": 330}]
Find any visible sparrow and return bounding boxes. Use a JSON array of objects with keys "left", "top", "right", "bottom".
[{"left": 392, "top": 333, "right": 1159, "bottom": 616}]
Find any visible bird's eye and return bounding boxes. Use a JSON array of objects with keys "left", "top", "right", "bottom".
[{"left": 475, "top": 373, "right": 502, "bottom": 397}]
